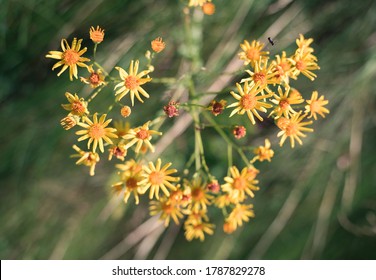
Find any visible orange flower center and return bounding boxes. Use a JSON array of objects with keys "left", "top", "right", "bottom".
[
  {"left": 233, "top": 177, "right": 246, "bottom": 190},
  {"left": 277, "top": 117, "right": 290, "bottom": 130},
  {"left": 89, "top": 123, "right": 105, "bottom": 139},
  {"left": 192, "top": 187, "right": 204, "bottom": 201},
  {"left": 149, "top": 171, "right": 164, "bottom": 185},
  {"left": 310, "top": 101, "right": 320, "bottom": 112},
  {"left": 279, "top": 99, "right": 290, "bottom": 110},
  {"left": 125, "top": 75, "right": 139, "bottom": 90},
  {"left": 240, "top": 94, "right": 256, "bottom": 110},
  {"left": 285, "top": 122, "right": 299, "bottom": 136},
  {"left": 126, "top": 177, "right": 138, "bottom": 189},
  {"left": 90, "top": 73, "right": 100, "bottom": 85},
  {"left": 246, "top": 48, "right": 260, "bottom": 61},
  {"left": 136, "top": 128, "right": 150, "bottom": 140},
  {"left": 63, "top": 49, "right": 79, "bottom": 66},
  {"left": 223, "top": 222, "right": 236, "bottom": 234},
  {"left": 279, "top": 62, "right": 290, "bottom": 72},
  {"left": 72, "top": 101, "right": 86, "bottom": 115},
  {"left": 296, "top": 60, "right": 306, "bottom": 71},
  {"left": 253, "top": 72, "right": 266, "bottom": 85}
]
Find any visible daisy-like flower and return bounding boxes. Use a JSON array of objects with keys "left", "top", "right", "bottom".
[
  {"left": 228, "top": 82, "right": 273, "bottom": 125},
  {"left": 268, "top": 86, "right": 304, "bottom": 119},
  {"left": 290, "top": 51, "right": 320, "bottom": 81},
  {"left": 138, "top": 158, "right": 180, "bottom": 199},
  {"left": 80, "top": 65, "right": 106, "bottom": 88},
  {"left": 61, "top": 92, "right": 89, "bottom": 116},
  {"left": 112, "top": 160, "right": 145, "bottom": 204},
  {"left": 114, "top": 60, "right": 152, "bottom": 106},
  {"left": 188, "top": 0, "right": 210, "bottom": 7},
  {"left": 46, "top": 38, "right": 90, "bottom": 81},
  {"left": 149, "top": 196, "right": 184, "bottom": 226},
  {"left": 207, "top": 99, "right": 227, "bottom": 116},
  {"left": 242, "top": 58, "right": 277, "bottom": 94},
  {"left": 151, "top": 37, "right": 166, "bottom": 53},
  {"left": 184, "top": 219, "right": 215, "bottom": 241},
  {"left": 304, "top": 91, "right": 330, "bottom": 120},
  {"left": 90, "top": 26, "right": 105, "bottom": 44},
  {"left": 226, "top": 203, "right": 255, "bottom": 229},
  {"left": 222, "top": 166, "right": 260, "bottom": 202},
  {"left": 184, "top": 176, "right": 214, "bottom": 212},
  {"left": 123, "top": 121, "right": 162, "bottom": 153},
  {"left": 71, "top": 145, "right": 100, "bottom": 176},
  {"left": 238, "top": 39, "right": 269, "bottom": 67},
  {"left": 76, "top": 113, "right": 118, "bottom": 153},
  {"left": 214, "top": 193, "right": 238, "bottom": 208},
  {"left": 296, "top": 34, "right": 314, "bottom": 55},
  {"left": 277, "top": 111, "right": 313, "bottom": 148},
  {"left": 251, "top": 138, "right": 274, "bottom": 163},
  {"left": 272, "top": 51, "right": 294, "bottom": 84}
]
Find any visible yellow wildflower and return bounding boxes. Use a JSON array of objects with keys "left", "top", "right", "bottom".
[
  {"left": 151, "top": 37, "right": 166, "bottom": 53},
  {"left": 226, "top": 203, "right": 255, "bottom": 229},
  {"left": 290, "top": 51, "right": 320, "bottom": 81},
  {"left": 80, "top": 65, "right": 106, "bottom": 88},
  {"left": 228, "top": 82, "right": 273, "bottom": 125},
  {"left": 252, "top": 138, "right": 274, "bottom": 162},
  {"left": 114, "top": 60, "right": 152, "bottom": 106},
  {"left": 71, "top": 145, "right": 100, "bottom": 176},
  {"left": 277, "top": 111, "right": 313, "bottom": 148},
  {"left": 46, "top": 38, "right": 90, "bottom": 81},
  {"left": 242, "top": 58, "right": 277, "bottom": 94},
  {"left": 123, "top": 121, "right": 162, "bottom": 153},
  {"left": 138, "top": 158, "right": 180, "bottom": 199},
  {"left": 61, "top": 92, "right": 89, "bottom": 116},
  {"left": 76, "top": 113, "right": 118, "bottom": 153},
  {"left": 90, "top": 26, "right": 105, "bottom": 44},
  {"left": 149, "top": 196, "right": 184, "bottom": 226},
  {"left": 222, "top": 166, "right": 260, "bottom": 202},
  {"left": 269, "top": 86, "right": 304, "bottom": 119},
  {"left": 184, "top": 176, "right": 214, "bottom": 212},
  {"left": 305, "top": 91, "right": 330, "bottom": 120},
  {"left": 188, "top": 0, "right": 210, "bottom": 7},
  {"left": 184, "top": 219, "right": 215, "bottom": 241},
  {"left": 238, "top": 40, "right": 269, "bottom": 67}
]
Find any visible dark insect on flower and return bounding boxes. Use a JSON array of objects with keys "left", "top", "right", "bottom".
[{"left": 268, "top": 37, "right": 275, "bottom": 46}]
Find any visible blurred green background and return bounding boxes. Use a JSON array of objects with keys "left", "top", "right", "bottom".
[{"left": 1, "top": 0, "right": 376, "bottom": 259}]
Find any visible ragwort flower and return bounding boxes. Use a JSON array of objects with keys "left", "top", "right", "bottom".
[
  {"left": 80, "top": 65, "right": 106, "bottom": 88},
  {"left": 252, "top": 138, "right": 274, "bottom": 162},
  {"left": 71, "top": 145, "right": 100, "bottom": 176},
  {"left": 90, "top": 26, "right": 105, "bottom": 44},
  {"left": 114, "top": 60, "right": 152, "bottom": 106},
  {"left": 184, "top": 219, "right": 215, "bottom": 241},
  {"left": 149, "top": 196, "right": 184, "bottom": 226},
  {"left": 46, "top": 38, "right": 90, "bottom": 81},
  {"left": 61, "top": 92, "right": 89, "bottom": 116},
  {"left": 139, "top": 158, "right": 180, "bottom": 199},
  {"left": 226, "top": 203, "right": 255, "bottom": 229},
  {"left": 238, "top": 40, "right": 269, "bottom": 67},
  {"left": 277, "top": 111, "right": 313, "bottom": 148},
  {"left": 304, "top": 91, "right": 330, "bottom": 120},
  {"left": 269, "top": 86, "right": 304, "bottom": 119},
  {"left": 228, "top": 82, "right": 273, "bottom": 125},
  {"left": 76, "top": 113, "right": 118, "bottom": 153},
  {"left": 123, "top": 121, "right": 162, "bottom": 153}
]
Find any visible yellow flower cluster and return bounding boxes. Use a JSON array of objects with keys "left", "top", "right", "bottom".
[
  {"left": 46, "top": 5, "right": 329, "bottom": 243},
  {"left": 232, "top": 34, "right": 329, "bottom": 148}
]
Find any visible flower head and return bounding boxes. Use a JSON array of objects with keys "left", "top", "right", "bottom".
[
  {"left": 120, "top": 106, "right": 132, "bottom": 118},
  {"left": 123, "top": 121, "right": 162, "bottom": 153},
  {"left": 184, "top": 175, "right": 214, "bottom": 212},
  {"left": 184, "top": 219, "right": 215, "bottom": 241},
  {"left": 60, "top": 115, "right": 79, "bottom": 130},
  {"left": 296, "top": 34, "right": 314, "bottom": 56},
  {"left": 252, "top": 138, "right": 274, "bottom": 162},
  {"left": 290, "top": 51, "right": 320, "bottom": 81},
  {"left": 61, "top": 92, "right": 89, "bottom": 116},
  {"left": 269, "top": 86, "right": 304, "bottom": 119},
  {"left": 76, "top": 113, "right": 118, "bottom": 153},
  {"left": 112, "top": 160, "right": 145, "bottom": 204},
  {"left": 238, "top": 40, "right": 269, "bottom": 67},
  {"left": 90, "top": 26, "right": 105, "bottom": 44},
  {"left": 305, "top": 91, "right": 329, "bottom": 120},
  {"left": 71, "top": 145, "right": 100, "bottom": 176},
  {"left": 277, "top": 111, "right": 313, "bottom": 148},
  {"left": 272, "top": 51, "right": 294, "bottom": 84},
  {"left": 114, "top": 60, "right": 152, "bottom": 106},
  {"left": 222, "top": 166, "right": 260, "bottom": 202},
  {"left": 163, "top": 101, "right": 180, "bottom": 118},
  {"left": 139, "top": 158, "right": 180, "bottom": 199},
  {"left": 188, "top": 0, "right": 211, "bottom": 7},
  {"left": 108, "top": 143, "right": 127, "bottom": 161},
  {"left": 228, "top": 82, "right": 273, "bottom": 125},
  {"left": 149, "top": 196, "right": 184, "bottom": 226},
  {"left": 46, "top": 38, "right": 90, "bottom": 81},
  {"left": 232, "top": 125, "right": 246, "bottom": 139},
  {"left": 202, "top": 2, "right": 215, "bottom": 15},
  {"left": 226, "top": 203, "right": 255, "bottom": 229},
  {"left": 80, "top": 65, "right": 106, "bottom": 88},
  {"left": 242, "top": 58, "right": 277, "bottom": 93},
  {"left": 208, "top": 99, "right": 227, "bottom": 116},
  {"left": 151, "top": 37, "right": 166, "bottom": 53}
]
